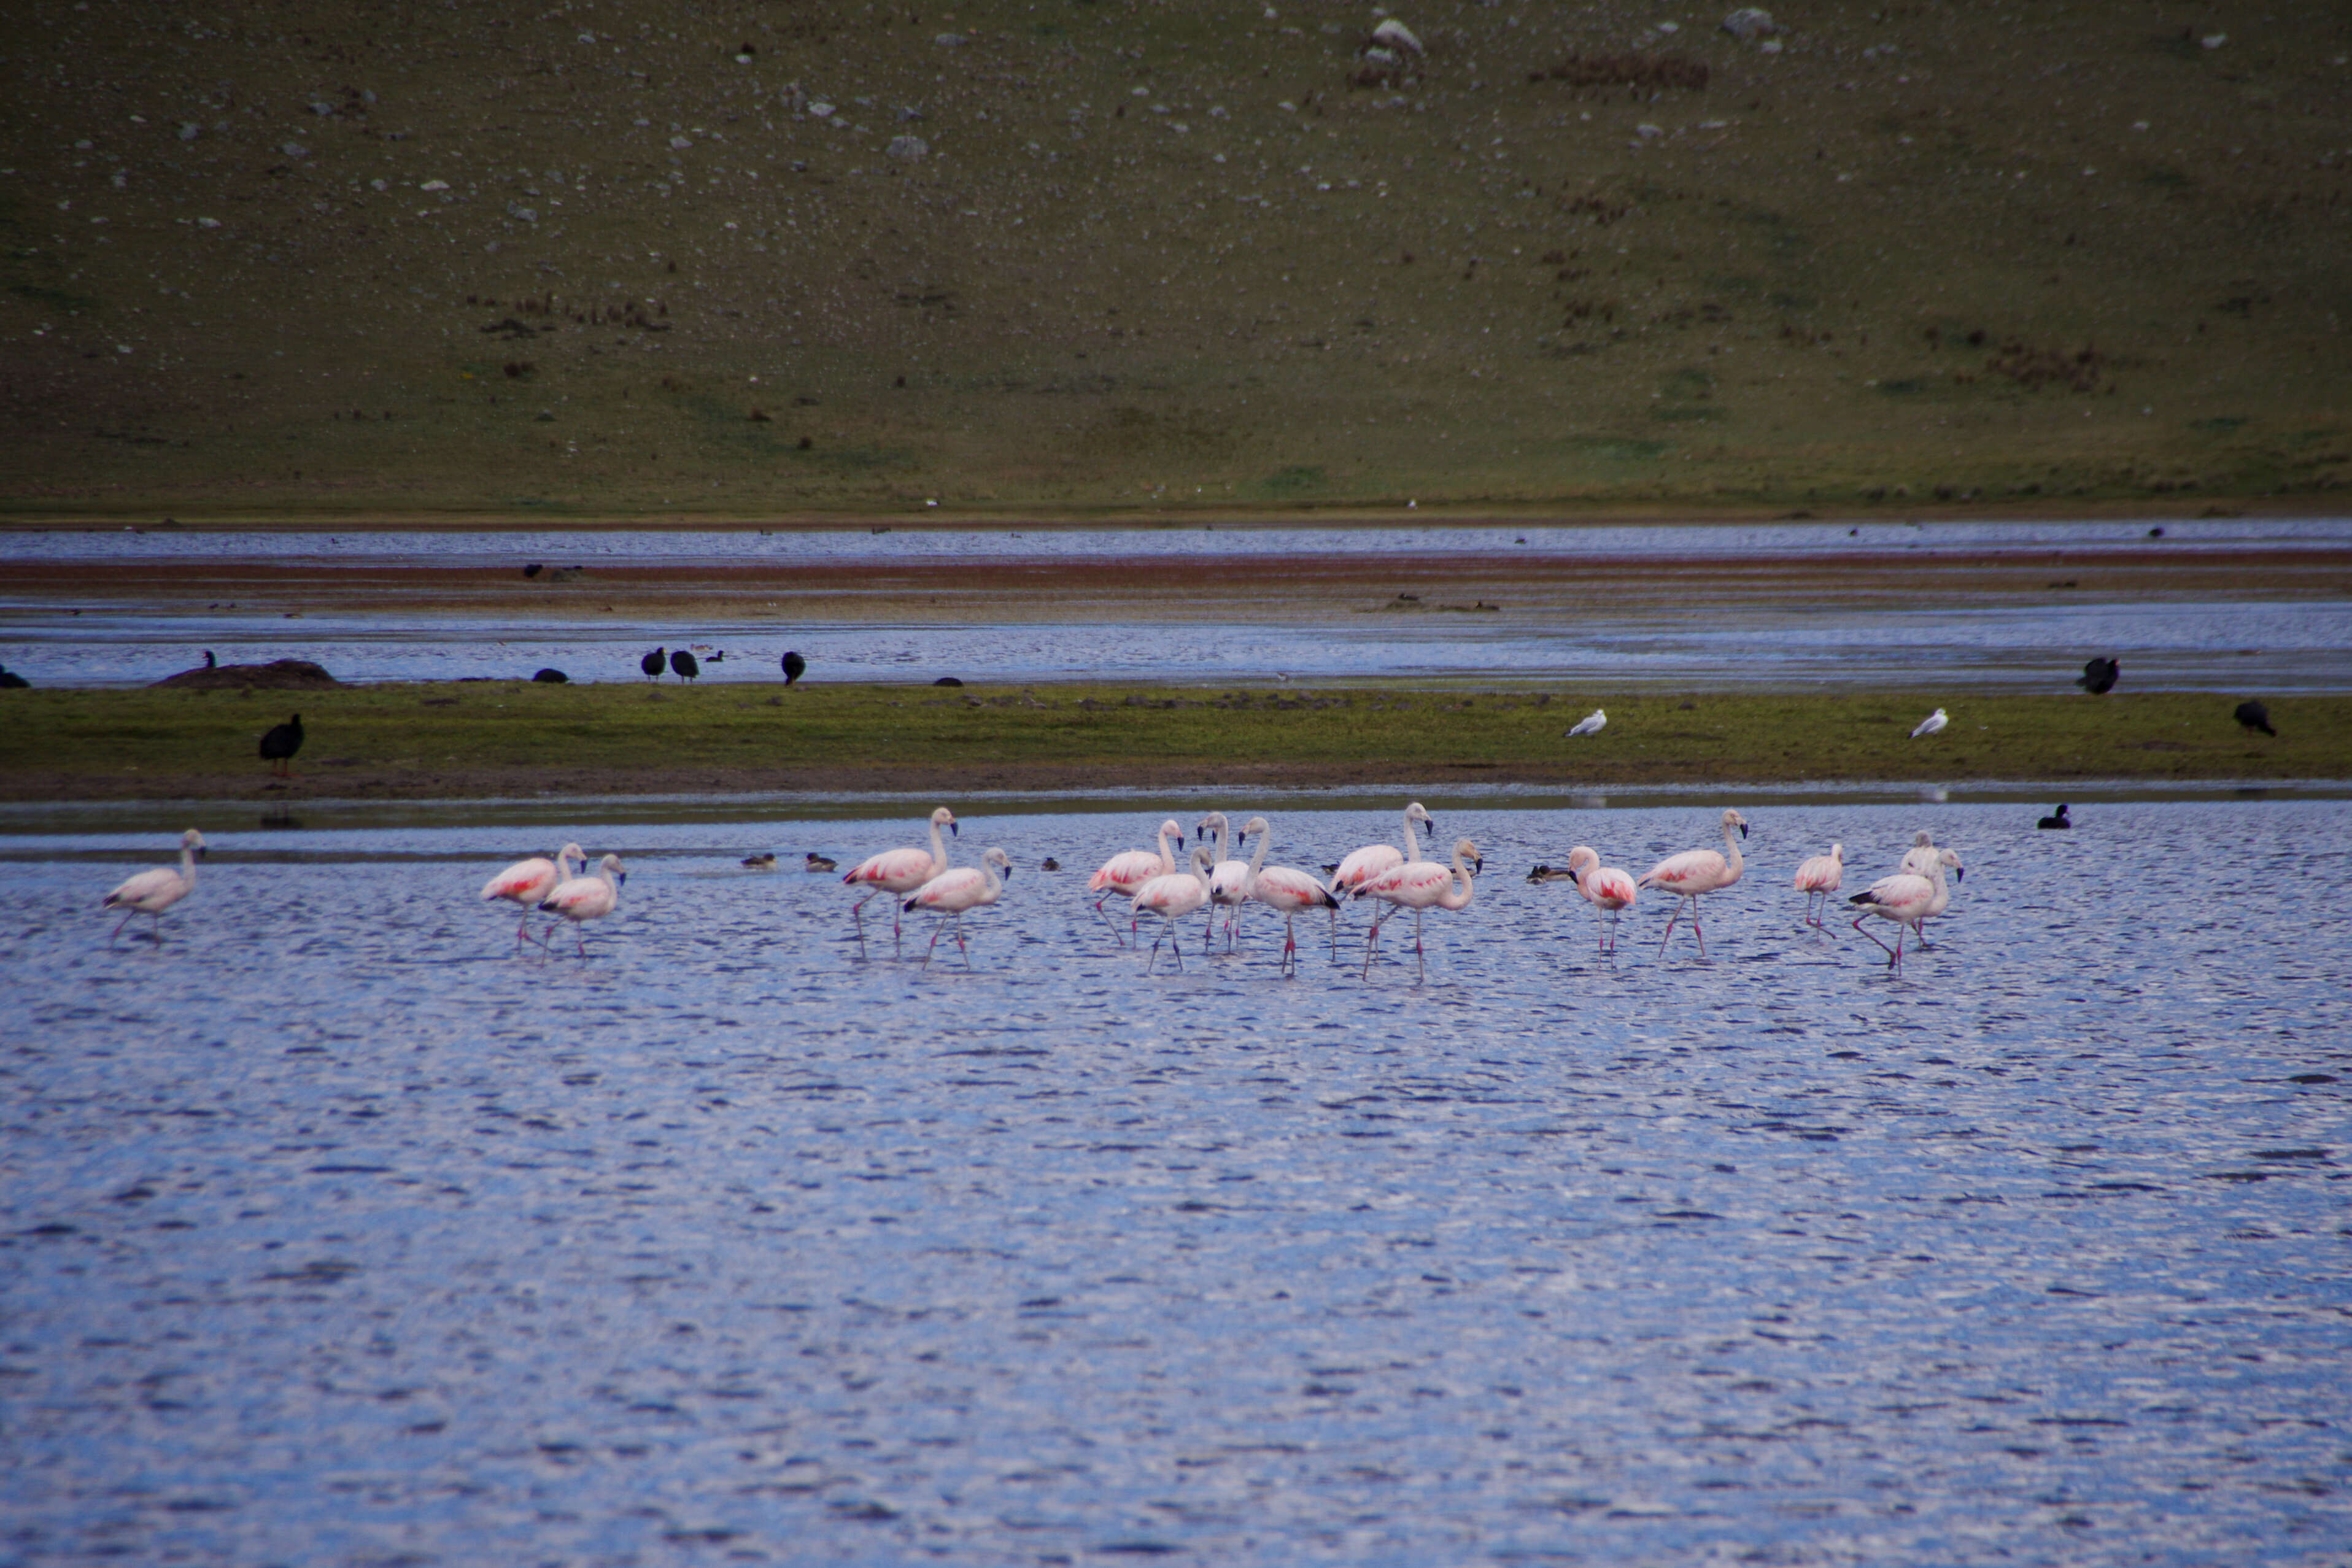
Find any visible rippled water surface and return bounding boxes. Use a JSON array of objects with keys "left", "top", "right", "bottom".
[{"left": 4, "top": 800, "right": 2349, "bottom": 1565}]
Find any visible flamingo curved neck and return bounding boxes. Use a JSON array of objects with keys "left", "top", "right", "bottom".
[
  {"left": 927, "top": 819, "right": 951, "bottom": 875},
  {"left": 180, "top": 845, "right": 199, "bottom": 886},
  {"left": 1441, "top": 845, "right": 1477, "bottom": 909},
  {"left": 1155, "top": 824, "right": 1180, "bottom": 873},
  {"left": 1401, "top": 809, "right": 1425, "bottom": 863},
  {"left": 1722, "top": 821, "right": 1745, "bottom": 878},
  {"left": 1244, "top": 832, "right": 1270, "bottom": 885}
]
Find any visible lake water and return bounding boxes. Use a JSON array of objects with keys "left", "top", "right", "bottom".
[
  {"left": 5, "top": 797, "right": 2347, "bottom": 1564},
  {"left": 7, "top": 516, "right": 2352, "bottom": 690}
]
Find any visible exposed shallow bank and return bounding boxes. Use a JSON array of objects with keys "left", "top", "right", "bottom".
[{"left": 0, "top": 684, "right": 2337, "bottom": 805}]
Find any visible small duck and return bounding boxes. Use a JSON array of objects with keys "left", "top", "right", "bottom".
[
  {"left": 1040, "top": 857, "right": 1061, "bottom": 871},
  {"left": 2037, "top": 803, "right": 2072, "bottom": 830},
  {"left": 741, "top": 852, "right": 778, "bottom": 869},
  {"left": 1525, "top": 863, "right": 1580, "bottom": 884},
  {"left": 804, "top": 852, "right": 837, "bottom": 873}
]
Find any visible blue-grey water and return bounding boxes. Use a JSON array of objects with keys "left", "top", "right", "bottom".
[
  {"left": 7, "top": 516, "right": 2352, "bottom": 689},
  {"left": 4, "top": 798, "right": 2347, "bottom": 1564}
]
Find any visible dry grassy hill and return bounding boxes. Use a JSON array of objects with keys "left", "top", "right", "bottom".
[{"left": 3, "top": 0, "right": 2348, "bottom": 517}]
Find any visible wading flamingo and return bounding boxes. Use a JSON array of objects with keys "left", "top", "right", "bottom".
[
  {"left": 1917, "top": 844, "right": 1964, "bottom": 945},
  {"left": 1132, "top": 844, "right": 1215, "bottom": 974},
  {"left": 539, "top": 853, "right": 627, "bottom": 959},
  {"left": 1640, "top": 808, "right": 1749, "bottom": 958},
  {"left": 903, "top": 848, "right": 1012, "bottom": 969},
  {"left": 842, "top": 806, "right": 957, "bottom": 956},
  {"left": 1898, "top": 830, "right": 1938, "bottom": 876},
  {"left": 1247, "top": 831, "right": 1341, "bottom": 978},
  {"left": 1202, "top": 811, "right": 1264, "bottom": 950},
  {"left": 1566, "top": 844, "right": 1638, "bottom": 955},
  {"left": 1328, "top": 801, "right": 1436, "bottom": 955},
  {"left": 1353, "top": 836, "right": 1482, "bottom": 983},
  {"left": 1088, "top": 819, "right": 1185, "bottom": 945},
  {"left": 103, "top": 828, "right": 206, "bottom": 941},
  {"left": 482, "top": 841, "right": 585, "bottom": 947},
  {"left": 1793, "top": 842, "right": 1844, "bottom": 928},
  {"left": 1848, "top": 848, "right": 1960, "bottom": 964}
]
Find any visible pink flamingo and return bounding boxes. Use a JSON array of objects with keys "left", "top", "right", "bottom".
[
  {"left": 1131, "top": 844, "right": 1215, "bottom": 974},
  {"left": 1566, "top": 844, "right": 1638, "bottom": 955},
  {"left": 1792, "top": 841, "right": 1844, "bottom": 928},
  {"left": 841, "top": 806, "right": 957, "bottom": 956},
  {"left": 1849, "top": 848, "right": 1960, "bottom": 964},
  {"left": 1247, "top": 832, "right": 1342, "bottom": 978},
  {"left": 902, "top": 848, "right": 1012, "bottom": 968},
  {"left": 1328, "top": 801, "right": 1435, "bottom": 955},
  {"left": 1354, "top": 836, "right": 1482, "bottom": 983},
  {"left": 1639, "top": 808, "right": 1749, "bottom": 958},
  {"left": 481, "top": 841, "right": 585, "bottom": 947},
  {"left": 1088, "top": 818, "right": 1185, "bottom": 945},
  {"left": 1201, "top": 811, "right": 1262, "bottom": 949},
  {"left": 538, "top": 853, "right": 626, "bottom": 958},
  {"left": 103, "top": 828, "right": 206, "bottom": 941}
]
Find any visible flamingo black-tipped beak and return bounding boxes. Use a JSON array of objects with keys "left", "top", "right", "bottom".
[
  {"left": 1739, "top": 822, "right": 1749, "bottom": 838},
  {"left": 1002, "top": 867, "right": 1013, "bottom": 883},
  {"left": 616, "top": 871, "right": 628, "bottom": 886},
  {"left": 950, "top": 822, "right": 959, "bottom": 837},
  {"left": 1952, "top": 867, "right": 1965, "bottom": 882},
  {"left": 1473, "top": 857, "right": 1485, "bottom": 874}
]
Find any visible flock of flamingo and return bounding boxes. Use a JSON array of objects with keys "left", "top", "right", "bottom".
[{"left": 99, "top": 803, "right": 1966, "bottom": 973}]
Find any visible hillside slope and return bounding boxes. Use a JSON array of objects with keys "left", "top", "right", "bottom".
[{"left": 3, "top": 0, "right": 2348, "bottom": 516}]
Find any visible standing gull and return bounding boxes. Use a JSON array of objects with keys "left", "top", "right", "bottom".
[{"left": 1564, "top": 708, "right": 1607, "bottom": 738}]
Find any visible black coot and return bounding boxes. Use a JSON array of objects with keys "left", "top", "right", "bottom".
[
  {"left": 781, "top": 650, "right": 807, "bottom": 686},
  {"left": 641, "top": 646, "right": 666, "bottom": 681},
  {"left": 2037, "top": 803, "right": 2071, "bottom": 830},
  {"left": 260, "top": 713, "right": 304, "bottom": 777},
  {"left": 2076, "top": 656, "right": 2119, "bottom": 695},
  {"left": 2234, "top": 699, "right": 2277, "bottom": 737},
  {"left": 670, "top": 649, "right": 700, "bottom": 682}
]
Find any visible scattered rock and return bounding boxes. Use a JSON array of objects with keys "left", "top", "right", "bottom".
[
  {"left": 886, "top": 134, "right": 929, "bottom": 162},
  {"left": 1370, "top": 18, "right": 1423, "bottom": 53},
  {"left": 177, "top": 122, "right": 201, "bottom": 141},
  {"left": 280, "top": 141, "right": 308, "bottom": 159},
  {"left": 152, "top": 658, "right": 342, "bottom": 691},
  {"left": 1721, "top": 7, "right": 1778, "bottom": 41},
  {"left": 934, "top": 32, "right": 965, "bottom": 47}
]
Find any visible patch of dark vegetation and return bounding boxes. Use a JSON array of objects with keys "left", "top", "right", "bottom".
[
  {"left": 1986, "top": 342, "right": 2107, "bottom": 394},
  {"left": 1530, "top": 54, "right": 1708, "bottom": 91}
]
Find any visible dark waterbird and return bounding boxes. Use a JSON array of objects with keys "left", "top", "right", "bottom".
[
  {"left": 932, "top": 675, "right": 964, "bottom": 687},
  {"left": 781, "top": 650, "right": 807, "bottom": 685},
  {"left": 532, "top": 667, "right": 570, "bottom": 684},
  {"left": 2235, "top": 699, "right": 2277, "bottom": 737},
  {"left": 805, "top": 852, "right": 837, "bottom": 872},
  {"left": 2038, "top": 803, "right": 2072, "bottom": 830},
  {"left": 523, "top": 563, "right": 543, "bottom": 579},
  {"left": 640, "top": 646, "right": 666, "bottom": 681},
  {"left": 259, "top": 713, "right": 304, "bottom": 776},
  {"left": 2076, "top": 655, "right": 2119, "bottom": 695},
  {"left": 0, "top": 665, "right": 27, "bottom": 689},
  {"left": 203, "top": 650, "right": 217, "bottom": 669},
  {"left": 669, "top": 649, "right": 700, "bottom": 682}
]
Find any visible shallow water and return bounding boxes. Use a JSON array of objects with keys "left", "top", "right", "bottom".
[{"left": 4, "top": 800, "right": 2348, "bottom": 1564}]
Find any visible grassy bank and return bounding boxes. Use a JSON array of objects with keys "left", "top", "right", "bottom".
[
  {"left": 4, "top": 2, "right": 2348, "bottom": 516},
  {"left": 0, "top": 684, "right": 2338, "bottom": 803}
]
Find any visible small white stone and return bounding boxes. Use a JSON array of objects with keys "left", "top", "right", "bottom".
[
  {"left": 2201, "top": 32, "right": 2226, "bottom": 49},
  {"left": 886, "top": 134, "right": 929, "bottom": 161}
]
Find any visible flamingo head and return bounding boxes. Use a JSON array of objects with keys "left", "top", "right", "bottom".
[
  {"left": 983, "top": 847, "right": 1012, "bottom": 880},
  {"left": 1938, "top": 848, "right": 1964, "bottom": 881},
  {"left": 1456, "top": 838, "right": 1483, "bottom": 874},
  {"left": 1566, "top": 846, "right": 1597, "bottom": 876},
  {"left": 1406, "top": 801, "right": 1435, "bottom": 832},
  {"left": 1240, "top": 816, "right": 1271, "bottom": 843},
  {"left": 1159, "top": 819, "right": 1185, "bottom": 847},
  {"left": 931, "top": 806, "right": 958, "bottom": 836},
  {"left": 180, "top": 827, "right": 207, "bottom": 859},
  {"left": 1723, "top": 809, "right": 1749, "bottom": 838},
  {"left": 600, "top": 854, "right": 627, "bottom": 885},
  {"left": 1829, "top": 841, "right": 1843, "bottom": 863},
  {"left": 557, "top": 841, "right": 586, "bottom": 870},
  {"left": 1196, "top": 811, "right": 1228, "bottom": 844}
]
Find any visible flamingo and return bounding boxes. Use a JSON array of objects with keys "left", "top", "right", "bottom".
[
  {"left": 481, "top": 841, "right": 586, "bottom": 946},
  {"left": 902, "top": 848, "right": 1012, "bottom": 968},
  {"left": 1328, "top": 801, "right": 1436, "bottom": 955},
  {"left": 538, "top": 853, "right": 627, "bottom": 958},
  {"left": 1353, "top": 836, "right": 1481, "bottom": 983},
  {"left": 1088, "top": 819, "right": 1185, "bottom": 944},
  {"left": 841, "top": 806, "right": 957, "bottom": 956},
  {"left": 1566, "top": 844, "right": 1638, "bottom": 955},
  {"left": 1200, "top": 811, "right": 1260, "bottom": 950},
  {"left": 1898, "top": 830, "right": 1938, "bottom": 876},
  {"left": 1639, "top": 808, "right": 1749, "bottom": 958},
  {"left": 1848, "top": 848, "right": 1960, "bottom": 964},
  {"left": 1247, "top": 832, "right": 1341, "bottom": 978},
  {"left": 103, "top": 828, "right": 206, "bottom": 941},
  {"left": 1793, "top": 841, "right": 1844, "bottom": 928},
  {"left": 1917, "top": 844, "right": 1964, "bottom": 946},
  {"left": 1132, "top": 844, "right": 1216, "bottom": 974}
]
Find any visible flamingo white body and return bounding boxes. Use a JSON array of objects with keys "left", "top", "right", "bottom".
[
  {"left": 1201, "top": 812, "right": 1267, "bottom": 949},
  {"left": 1911, "top": 707, "right": 1949, "bottom": 738},
  {"left": 1248, "top": 861, "right": 1340, "bottom": 977},
  {"left": 538, "top": 853, "right": 626, "bottom": 957},
  {"left": 103, "top": 828, "right": 206, "bottom": 941},
  {"left": 1849, "top": 848, "right": 1960, "bottom": 964},
  {"left": 1328, "top": 801, "right": 1435, "bottom": 955},
  {"left": 1353, "top": 836, "right": 1481, "bottom": 982},
  {"left": 842, "top": 806, "right": 957, "bottom": 955},
  {"left": 1793, "top": 841, "right": 1844, "bottom": 928},
  {"left": 1566, "top": 844, "right": 1638, "bottom": 954},
  {"left": 1131, "top": 845, "right": 1215, "bottom": 973},
  {"left": 902, "top": 848, "right": 1012, "bottom": 968},
  {"left": 1089, "top": 819, "right": 1185, "bottom": 944},
  {"left": 1639, "top": 808, "right": 1749, "bottom": 957},
  {"left": 1898, "top": 831, "right": 1938, "bottom": 876},
  {"left": 482, "top": 841, "right": 585, "bottom": 946},
  {"left": 1565, "top": 708, "right": 1607, "bottom": 737}
]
